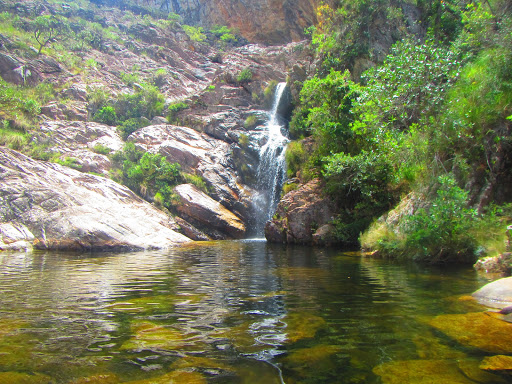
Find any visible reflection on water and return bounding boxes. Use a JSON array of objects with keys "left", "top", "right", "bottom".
[{"left": 0, "top": 241, "right": 501, "bottom": 383}]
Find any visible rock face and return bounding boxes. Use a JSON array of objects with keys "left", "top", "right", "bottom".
[
  {"left": 173, "top": 184, "right": 246, "bottom": 239},
  {"left": 198, "top": 0, "right": 326, "bottom": 44},
  {"left": 265, "top": 179, "right": 336, "bottom": 244},
  {"left": 0, "top": 148, "right": 190, "bottom": 251}
]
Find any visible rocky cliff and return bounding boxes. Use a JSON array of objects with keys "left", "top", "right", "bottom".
[{"left": 0, "top": 0, "right": 312, "bottom": 251}]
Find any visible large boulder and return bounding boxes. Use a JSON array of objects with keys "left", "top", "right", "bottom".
[
  {"left": 173, "top": 183, "right": 245, "bottom": 239},
  {"left": 265, "top": 179, "right": 336, "bottom": 244},
  {"left": 0, "top": 147, "right": 190, "bottom": 251},
  {"left": 473, "top": 277, "right": 512, "bottom": 309}
]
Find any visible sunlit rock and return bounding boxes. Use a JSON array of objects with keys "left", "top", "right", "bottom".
[
  {"left": 428, "top": 312, "right": 512, "bottom": 354},
  {"left": 0, "top": 147, "right": 190, "bottom": 251},
  {"left": 473, "top": 277, "right": 512, "bottom": 309},
  {"left": 173, "top": 184, "right": 246, "bottom": 239}
]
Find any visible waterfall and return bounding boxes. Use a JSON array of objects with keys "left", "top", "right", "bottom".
[{"left": 251, "top": 82, "right": 290, "bottom": 237}]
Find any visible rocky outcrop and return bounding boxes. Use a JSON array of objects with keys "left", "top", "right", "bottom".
[
  {"left": 173, "top": 183, "right": 245, "bottom": 239},
  {"left": 265, "top": 179, "right": 336, "bottom": 244},
  {"left": 130, "top": 124, "right": 252, "bottom": 220},
  {"left": 0, "top": 147, "right": 190, "bottom": 251}
]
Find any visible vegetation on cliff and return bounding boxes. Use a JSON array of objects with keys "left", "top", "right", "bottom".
[{"left": 288, "top": 0, "right": 512, "bottom": 262}]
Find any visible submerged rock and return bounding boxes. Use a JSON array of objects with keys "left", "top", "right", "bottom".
[
  {"left": 480, "top": 355, "right": 512, "bottom": 375},
  {"left": 373, "top": 359, "right": 487, "bottom": 384},
  {"left": 0, "top": 147, "right": 190, "bottom": 251},
  {"left": 428, "top": 312, "right": 512, "bottom": 354}
]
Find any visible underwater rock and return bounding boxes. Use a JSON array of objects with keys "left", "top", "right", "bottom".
[
  {"left": 282, "top": 344, "right": 341, "bottom": 378},
  {"left": 0, "top": 372, "right": 51, "bottom": 384},
  {"left": 428, "top": 312, "right": 512, "bottom": 354},
  {"left": 284, "top": 312, "right": 327, "bottom": 343},
  {"left": 480, "top": 355, "right": 512, "bottom": 375},
  {"left": 68, "top": 373, "right": 120, "bottom": 384},
  {"left": 473, "top": 277, "right": 512, "bottom": 309},
  {"left": 126, "top": 370, "right": 206, "bottom": 384},
  {"left": 120, "top": 321, "right": 185, "bottom": 352},
  {"left": 373, "top": 360, "right": 479, "bottom": 384}
]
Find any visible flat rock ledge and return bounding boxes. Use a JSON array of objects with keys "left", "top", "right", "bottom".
[
  {"left": 0, "top": 147, "right": 190, "bottom": 252},
  {"left": 473, "top": 277, "right": 512, "bottom": 309}
]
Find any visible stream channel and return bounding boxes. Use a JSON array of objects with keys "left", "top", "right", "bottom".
[{"left": 0, "top": 241, "right": 501, "bottom": 383}]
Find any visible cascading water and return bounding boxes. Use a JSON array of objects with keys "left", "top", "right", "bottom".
[{"left": 252, "top": 82, "right": 290, "bottom": 236}]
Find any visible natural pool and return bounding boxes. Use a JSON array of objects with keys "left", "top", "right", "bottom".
[{"left": 0, "top": 240, "right": 507, "bottom": 383}]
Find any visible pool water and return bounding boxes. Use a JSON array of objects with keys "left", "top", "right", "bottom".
[{"left": 0, "top": 240, "right": 504, "bottom": 383}]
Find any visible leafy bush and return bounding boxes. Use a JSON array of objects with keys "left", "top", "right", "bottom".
[
  {"left": 285, "top": 141, "right": 308, "bottom": 178},
  {"left": 92, "top": 144, "right": 111, "bottom": 155},
  {"left": 236, "top": 68, "right": 253, "bottom": 83},
  {"left": 167, "top": 101, "right": 188, "bottom": 123},
  {"left": 182, "top": 25, "right": 206, "bottom": 42},
  {"left": 118, "top": 145, "right": 183, "bottom": 209},
  {"left": 244, "top": 115, "right": 258, "bottom": 129},
  {"left": 118, "top": 118, "right": 149, "bottom": 140},
  {"left": 93, "top": 106, "right": 117, "bottom": 126}
]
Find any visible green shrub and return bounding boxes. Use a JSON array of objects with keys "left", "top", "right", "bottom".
[
  {"left": 182, "top": 25, "right": 206, "bottom": 42},
  {"left": 236, "top": 68, "right": 253, "bottom": 83},
  {"left": 92, "top": 144, "right": 111, "bottom": 155},
  {"left": 238, "top": 133, "right": 250, "bottom": 148},
  {"left": 167, "top": 101, "right": 189, "bottom": 123},
  {"left": 117, "top": 118, "right": 149, "bottom": 140},
  {"left": 93, "top": 106, "right": 117, "bottom": 126},
  {"left": 285, "top": 141, "right": 308, "bottom": 178},
  {"left": 244, "top": 115, "right": 258, "bottom": 129},
  {"left": 182, "top": 172, "right": 209, "bottom": 193}
]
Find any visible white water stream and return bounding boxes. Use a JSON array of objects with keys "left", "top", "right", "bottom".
[{"left": 252, "top": 82, "right": 289, "bottom": 236}]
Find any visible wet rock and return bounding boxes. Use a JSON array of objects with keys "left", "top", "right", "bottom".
[
  {"left": 480, "top": 355, "right": 512, "bottom": 375},
  {"left": 0, "top": 372, "right": 51, "bottom": 384},
  {"left": 69, "top": 374, "right": 120, "bottom": 384},
  {"left": 265, "top": 179, "right": 336, "bottom": 244},
  {"left": 473, "top": 277, "right": 512, "bottom": 309},
  {"left": 428, "top": 312, "right": 512, "bottom": 354},
  {"left": 282, "top": 344, "right": 341, "bottom": 379},
  {"left": 126, "top": 370, "right": 206, "bottom": 384},
  {"left": 0, "top": 147, "right": 190, "bottom": 252},
  {"left": 120, "top": 321, "right": 185, "bottom": 351},
  {"left": 173, "top": 184, "right": 245, "bottom": 239},
  {"left": 373, "top": 360, "right": 481, "bottom": 384}
]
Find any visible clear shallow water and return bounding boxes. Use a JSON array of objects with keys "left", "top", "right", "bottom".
[{"left": 0, "top": 241, "right": 500, "bottom": 383}]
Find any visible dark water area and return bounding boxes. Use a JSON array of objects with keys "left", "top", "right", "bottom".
[{"left": 0, "top": 241, "right": 502, "bottom": 383}]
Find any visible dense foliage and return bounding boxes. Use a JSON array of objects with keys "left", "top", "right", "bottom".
[{"left": 289, "top": 0, "right": 512, "bottom": 262}]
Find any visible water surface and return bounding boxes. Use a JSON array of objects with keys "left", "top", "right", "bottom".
[{"left": 0, "top": 241, "right": 500, "bottom": 383}]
